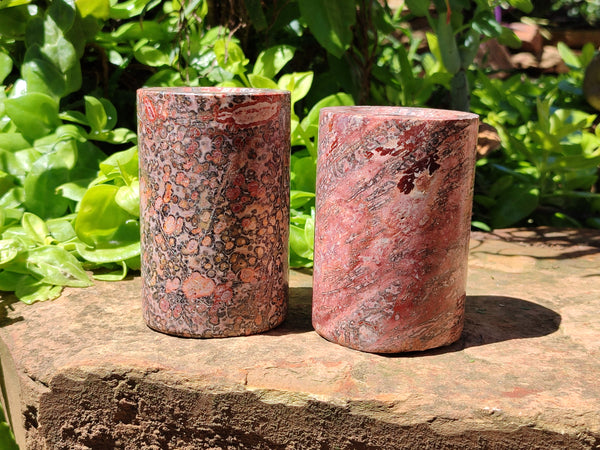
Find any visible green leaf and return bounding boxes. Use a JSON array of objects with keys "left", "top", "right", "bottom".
[
  {"left": 277, "top": 71, "right": 313, "bottom": 106},
  {"left": 253, "top": 45, "right": 295, "bottom": 79},
  {"left": 0, "top": 0, "right": 31, "bottom": 9},
  {"left": 0, "top": 5, "right": 30, "bottom": 39},
  {"left": 405, "top": 0, "right": 429, "bottom": 16},
  {"left": 248, "top": 74, "right": 279, "bottom": 89},
  {"left": 580, "top": 42, "right": 595, "bottom": 68},
  {"left": 505, "top": 0, "right": 533, "bottom": 13},
  {"left": 217, "top": 80, "right": 245, "bottom": 88},
  {"left": 26, "top": 7, "right": 78, "bottom": 73},
  {"left": 84, "top": 95, "right": 107, "bottom": 132},
  {"left": 0, "top": 271, "right": 25, "bottom": 291},
  {"left": 0, "top": 416, "right": 18, "bottom": 450},
  {"left": 0, "top": 187, "right": 25, "bottom": 212},
  {"left": 290, "top": 190, "right": 315, "bottom": 209},
  {"left": 22, "top": 55, "right": 66, "bottom": 98},
  {"left": 0, "top": 132, "right": 30, "bottom": 152},
  {"left": 22, "top": 212, "right": 51, "bottom": 244},
  {"left": 0, "top": 51, "right": 12, "bottom": 84},
  {"left": 91, "top": 128, "right": 137, "bottom": 145},
  {"left": 25, "top": 245, "right": 92, "bottom": 287},
  {"left": 0, "top": 239, "right": 20, "bottom": 266},
  {"left": 95, "top": 146, "right": 138, "bottom": 184},
  {"left": 59, "top": 110, "right": 89, "bottom": 126},
  {"left": 106, "top": 20, "right": 168, "bottom": 42},
  {"left": 299, "top": 92, "right": 354, "bottom": 139},
  {"left": 15, "top": 276, "right": 63, "bottom": 304},
  {"left": 74, "top": 184, "right": 134, "bottom": 247},
  {"left": 46, "top": 215, "right": 77, "bottom": 242},
  {"left": 497, "top": 26, "right": 521, "bottom": 49},
  {"left": 75, "top": 0, "right": 110, "bottom": 19},
  {"left": 134, "top": 45, "right": 171, "bottom": 67},
  {"left": 557, "top": 42, "right": 581, "bottom": 69},
  {"left": 92, "top": 260, "right": 128, "bottom": 281},
  {"left": 459, "top": 28, "right": 481, "bottom": 68},
  {"left": 3, "top": 93, "right": 60, "bottom": 140},
  {"left": 144, "top": 68, "right": 186, "bottom": 87},
  {"left": 75, "top": 241, "right": 140, "bottom": 263},
  {"left": 115, "top": 180, "right": 140, "bottom": 217},
  {"left": 57, "top": 181, "right": 90, "bottom": 202},
  {"left": 490, "top": 185, "right": 540, "bottom": 228},
  {"left": 214, "top": 38, "right": 249, "bottom": 76},
  {"left": 304, "top": 214, "right": 314, "bottom": 249},
  {"left": 47, "top": 0, "right": 75, "bottom": 32},
  {"left": 290, "top": 155, "right": 316, "bottom": 193},
  {"left": 471, "top": 11, "right": 502, "bottom": 38},
  {"left": 109, "top": 0, "right": 161, "bottom": 19},
  {"left": 100, "top": 98, "right": 117, "bottom": 130},
  {"left": 297, "top": 0, "right": 356, "bottom": 58},
  {"left": 471, "top": 221, "right": 491, "bottom": 232},
  {"left": 436, "top": 13, "right": 460, "bottom": 74},
  {"left": 290, "top": 223, "right": 313, "bottom": 259},
  {"left": 23, "top": 139, "right": 76, "bottom": 218}
]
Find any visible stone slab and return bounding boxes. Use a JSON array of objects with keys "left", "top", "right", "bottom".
[{"left": 1, "top": 228, "right": 599, "bottom": 449}]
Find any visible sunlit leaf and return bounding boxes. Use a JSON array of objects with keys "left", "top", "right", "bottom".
[
  {"left": 253, "top": 45, "right": 295, "bottom": 79},
  {"left": 297, "top": 0, "right": 355, "bottom": 58}
]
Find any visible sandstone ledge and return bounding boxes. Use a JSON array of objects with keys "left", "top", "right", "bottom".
[{"left": 1, "top": 228, "right": 599, "bottom": 449}]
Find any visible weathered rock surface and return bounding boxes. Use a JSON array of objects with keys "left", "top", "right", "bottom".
[{"left": 1, "top": 228, "right": 599, "bottom": 449}]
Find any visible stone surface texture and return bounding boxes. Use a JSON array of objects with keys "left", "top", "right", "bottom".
[
  {"left": 313, "top": 106, "right": 479, "bottom": 353},
  {"left": 1, "top": 228, "right": 599, "bottom": 449},
  {"left": 137, "top": 87, "right": 290, "bottom": 338}
]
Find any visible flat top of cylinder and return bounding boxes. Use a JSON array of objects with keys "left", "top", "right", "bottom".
[
  {"left": 138, "top": 86, "right": 289, "bottom": 96},
  {"left": 320, "top": 106, "right": 478, "bottom": 122}
]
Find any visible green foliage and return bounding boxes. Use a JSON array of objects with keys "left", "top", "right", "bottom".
[
  {"left": 0, "top": 0, "right": 599, "bottom": 303},
  {"left": 0, "top": 0, "right": 138, "bottom": 302},
  {"left": 0, "top": 403, "right": 18, "bottom": 450},
  {"left": 472, "top": 43, "right": 600, "bottom": 229},
  {"left": 405, "top": 0, "right": 530, "bottom": 110},
  {"left": 297, "top": 0, "right": 356, "bottom": 58}
]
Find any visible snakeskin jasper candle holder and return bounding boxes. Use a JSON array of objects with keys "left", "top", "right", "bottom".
[
  {"left": 137, "top": 87, "right": 290, "bottom": 337},
  {"left": 312, "top": 106, "right": 479, "bottom": 353}
]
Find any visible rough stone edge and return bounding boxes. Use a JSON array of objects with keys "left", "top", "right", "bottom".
[
  {"left": 1, "top": 326, "right": 51, "bottom": 450},
  {"left": 25, "top": 364, "right": 600, "bottom": 450}
]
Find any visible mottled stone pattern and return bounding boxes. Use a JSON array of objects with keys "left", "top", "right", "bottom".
[
  {"left": 137, "top": 87, "right": 290, "bottom": 337},
  {"left": 313, "top": 106, "right": 479, "bottom": 353}
]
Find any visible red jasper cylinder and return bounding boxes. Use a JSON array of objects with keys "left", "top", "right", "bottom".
[
  {"left": 137, "top": 87, "right": 290, "bottom": 337},
  {"left": 312, "top": 106, "right": 479, "bottom": 353}
]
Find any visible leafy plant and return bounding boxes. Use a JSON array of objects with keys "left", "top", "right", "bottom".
[
  {"left": 405, "top": 0, "right": 530, "bottom": 111},
  {"left": 1, "top": 0, "right": 599, "bottom": 307},
  {"left": 472, "top": 43, "right": 600, "bottom": 229},
  {"left": 0, "top": 403, "right": 18, "bottom": 450},
  {"left": 0, "top": 0, "right": 138, "bottom": 302}
]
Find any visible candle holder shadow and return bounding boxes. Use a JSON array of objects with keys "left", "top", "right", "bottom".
[
  {"left": 271, "top": 289, "right": 561, "bottom": 353},
  {"left": 267, "top": 286, "right": 314, "bottom": 335},
  {"left": 399, "top": 295, "right": 562, "bottom": 357}
]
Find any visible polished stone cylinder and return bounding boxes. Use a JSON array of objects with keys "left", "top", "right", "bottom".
[
  {"left": 138, "top": 87, "right": 290, "bottom": 337},
  {"left": 312, "top": 106, "right": 479, "bottom": 353}
]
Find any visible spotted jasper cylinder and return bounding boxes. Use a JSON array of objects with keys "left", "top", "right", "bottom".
[
  {"left": 312, "top": 106, "right": 479, "bottom": 353},
  {"left": 137, "top": 87, "right": 290, "bottom": 337}
]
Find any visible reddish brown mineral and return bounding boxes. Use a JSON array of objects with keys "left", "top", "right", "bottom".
[
  {"left": 312, "top": 106, "right": 479, "bottom": 353},
  {"left": 137, "top": 87, "right": 290, "bottom": 337}
]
